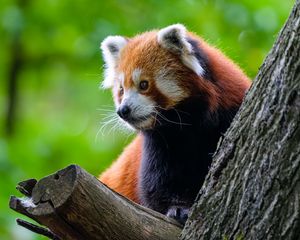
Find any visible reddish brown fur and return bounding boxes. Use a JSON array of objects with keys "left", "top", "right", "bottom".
[
  {"left": 100, "top": 135, "right": 142, "bottom": 203},
  {"left": 99, "top": 30, "right": 251, "bottom": 203},
  {"left": 190, "top": 33, "right": 251, "bottom": 110}
]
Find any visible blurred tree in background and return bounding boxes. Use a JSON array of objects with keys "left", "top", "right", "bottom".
[{"left": 0, "top": 0, "right": 294, "bottom": 239}]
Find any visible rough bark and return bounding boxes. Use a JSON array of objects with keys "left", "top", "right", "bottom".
[
  {"left": 10, "top": 165, "right": 182, "bottom": 240},
  {"left": 181, "top": 1, "right": 300, "bottom": 240}
]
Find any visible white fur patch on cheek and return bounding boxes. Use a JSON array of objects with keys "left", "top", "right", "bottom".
[
  {"left": 123, "top": 90, "right": 154, "bottom": 117},
  {"left": 119, "top": 89, "right": 156, "bottom": 130},
  {"left": 134, "top": 95, "right": 154, "bottom": 117},
  {"left": 155, "top": 70, "right": 188, "bottom": 102}
]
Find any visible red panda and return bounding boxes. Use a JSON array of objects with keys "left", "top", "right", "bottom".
[{"left": 99, "top": 24, "right": 251, "bottom": 224}]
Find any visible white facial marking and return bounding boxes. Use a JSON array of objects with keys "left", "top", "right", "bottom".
[
  {"left": 117, "top": 88, "right": 155, "bottom": 129},
  {"left": 155, "top": 69, "right": 188, "bottom": 102},
  {"left": 122, "top": 89, "right": 154, "bottom": 118},
  {"left": 132, "top": 68, "right": 142, "bottom": 84}
]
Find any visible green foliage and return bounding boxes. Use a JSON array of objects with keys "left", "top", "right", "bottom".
[{"left": 0, "top": 0, "right": 294, "bottom": 239}]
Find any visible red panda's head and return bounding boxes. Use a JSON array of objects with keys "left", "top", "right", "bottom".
[{"left": 100, "top": 24, "right": 250, "bottom": 130}]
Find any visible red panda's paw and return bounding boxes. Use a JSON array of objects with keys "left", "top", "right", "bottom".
[{"left": 166, "top": 205, "right": 190, "bottom": 225}]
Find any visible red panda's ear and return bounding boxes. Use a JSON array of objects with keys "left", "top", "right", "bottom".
[
  {"left": 157, "top": 24, "right": 204, "bottom": 76},
  {"left": 100, "top": 36, "right": 128, "bottom": 88},
  {"left": 157, "top": 24, "right": 192, "bottom": 54}
]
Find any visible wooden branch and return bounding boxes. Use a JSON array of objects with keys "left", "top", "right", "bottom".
[
  {"left": 16, "top": 219, "right": 61, "bottom": 240},
  {"left": 9, "top": 165, "right": 182, "bottom": 240}
]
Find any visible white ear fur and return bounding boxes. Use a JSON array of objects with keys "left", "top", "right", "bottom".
[
  {"left": 157, "top": 24, "right": 192, "bottom": 54},
  {"left": 157, "top": 24, "right": 204, "bottom": 76},
  {"left": 100, "top": 36, "right": 128, "bottom": 88}
]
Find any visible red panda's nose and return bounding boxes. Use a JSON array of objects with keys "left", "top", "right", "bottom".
[{"left": 117, "top": 105, "right": 131, "bottom": 120}]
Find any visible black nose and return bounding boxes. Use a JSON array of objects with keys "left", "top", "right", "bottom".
[{"left": 117, "top": 105, "right": 131, "bottom": 119}]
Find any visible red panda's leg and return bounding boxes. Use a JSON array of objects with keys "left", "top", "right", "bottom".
[{"left": 99, "top": 135, "right": 142, "bottom": 203}]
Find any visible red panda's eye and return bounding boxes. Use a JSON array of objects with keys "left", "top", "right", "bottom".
[
  {"left": 139, "top": 80, "right": 149, "bottom": 91},
  {"left": 119, "top": 86, "right": 124, "bottom": 95}
]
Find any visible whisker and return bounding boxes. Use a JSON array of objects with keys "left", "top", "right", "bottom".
[
  {"left": 95, "top": 112, "right": 120, "bottom": 142},
  {"left": 156, "top": 111, "right": 192, "bottom": 126},
  {"left": 96, "top": 108, "right": 116, "bottom": 112},
  {"left": 173, "top": 108, "right": 183, "bottom": 130},
  {"left": 154, "top": 105, "right": 191, "bottom": 116},
  {"left": 108, "top": 120, "right": 119, "bottom": 138},
  {"left": 101, "top": 113, "right": 118, "bottom": 120},
  {"left": 151, "top": 105, "right": 192, "bottom": 126},
  {"left": 150, "top": 109, "right": 162, "bottom": 127}
]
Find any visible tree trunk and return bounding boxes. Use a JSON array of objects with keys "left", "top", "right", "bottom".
[{"left": 181, "top": 1, "right": 300, "bottom": 239}]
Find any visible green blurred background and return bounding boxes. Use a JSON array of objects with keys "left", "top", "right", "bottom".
[{"left": 0, "top": 0, "right": 294, "bottom": 239}]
